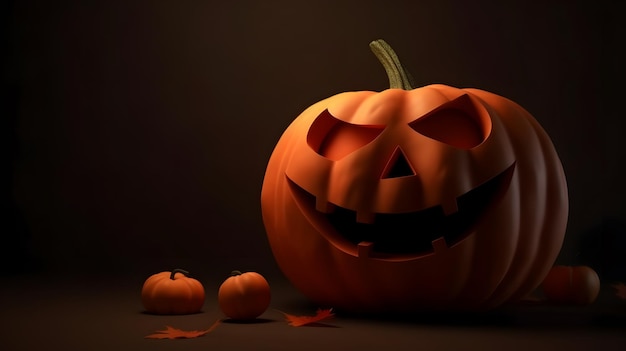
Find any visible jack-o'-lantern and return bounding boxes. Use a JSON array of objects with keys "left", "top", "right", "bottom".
[{"left": 260, "top": 39, "right": 568, "bottom": 312}]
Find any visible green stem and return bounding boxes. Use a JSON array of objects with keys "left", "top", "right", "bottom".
[
  {"left": 230, "top": 270, "right": 242, "bottom": 276},
  {"left": 169, "top": 268, "right": 189, "bottom": 280},
  {"left": 369, "top": 39, "right": 416, "bottom": 90}
]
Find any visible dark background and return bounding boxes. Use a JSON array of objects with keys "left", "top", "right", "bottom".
[
  {"left": 3, "top": 0, "right": 626, "bottom": 290},
  {"left": 3, "top": 1, "right": 626, "bottom": 350}
]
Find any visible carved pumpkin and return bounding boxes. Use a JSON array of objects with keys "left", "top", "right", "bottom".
[
  {"left": 260, "top": 39, "right": 568, "bottom": 312},
  {"left": 542, "top": 265, "right": 600, "bottom": 305},
  {"left": 141, "top": 269, "right": 205, "bottom": 314},
  {"left": 218, "top": 270, "right": 271, "bottom": 320}
]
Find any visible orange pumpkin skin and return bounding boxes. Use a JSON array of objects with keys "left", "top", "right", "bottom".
[
  {"left": 542, "top": 265, "right": 600, "bottom": 305},
  {"left": 141, "top": 269, "right": 205, "bottom": 314},
  {"left": 218, "top": 271, "right": 271, "bottom": 320},
  {"left": 260, "top": 42, "right": 568, "bottom": 313}
]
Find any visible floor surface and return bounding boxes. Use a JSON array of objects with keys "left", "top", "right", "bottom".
[{"left": 2, "top": 272, "right": 625, "bottom": 351}]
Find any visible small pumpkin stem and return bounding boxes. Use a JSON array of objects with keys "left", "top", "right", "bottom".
[
  {"left": 170, "top": 268, "right": 189, "bottom": 280},
  {"left": 230, "top": 270, "right": 243, "bottom": 276},
  {"left": 369, "top": 39, "right": 416, "bottom": 90}
]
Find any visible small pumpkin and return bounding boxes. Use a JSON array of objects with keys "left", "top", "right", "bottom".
[
  {"left": 141, "top": 269, "right": 205, "bottom": 314},
  {"left": 542, "top": 265, "right": 600, "bottom": 305},
  {"left": 261, "top": 39, "right": 568, "bottom": 312},
  {"left": 218, "top": 270, "right": 271, "bottom": 320}
]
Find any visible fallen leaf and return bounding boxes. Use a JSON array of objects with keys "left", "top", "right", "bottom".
[
  {"left": 145, "top": 319, "right": 221, "bottom": 339},
  {"left": 611, "top": 282, "right": 626, "bottom": 300},
  {"left": 278, "top": 308, "right": 334, "bottom": 327}
]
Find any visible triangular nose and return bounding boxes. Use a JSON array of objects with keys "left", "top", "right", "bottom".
[{"left": 381, "top": 148, "right": 416, "bottom": 179}]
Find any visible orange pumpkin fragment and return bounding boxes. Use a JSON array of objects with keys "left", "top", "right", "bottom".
[{"left": 542, "top": 265, "right": 600, "bottom": 305}]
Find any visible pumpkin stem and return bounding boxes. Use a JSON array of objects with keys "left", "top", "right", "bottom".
[
  {"left": 170, "top": 268, "right": 189, "bottom": 280},
  {"left": 369, "top": 39, "right": 416, "bottom": 90},
  {"left": 230, "top": 270, "right": 243, "bottom": 276}
]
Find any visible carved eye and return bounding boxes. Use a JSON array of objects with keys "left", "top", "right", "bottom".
[
  {"left": 307, "top": 109, "right": 384, "bottom": 160},
  {"left": 409, "top": 94, "right": 489, "bottom": 149}
]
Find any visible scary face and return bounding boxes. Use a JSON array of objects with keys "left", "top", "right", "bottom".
[
  {"left": 286, "top": 92, "right": 517, "bottom": 260},
  {"left": 260, "top": 41, "right": 568, "bottom": 312}
]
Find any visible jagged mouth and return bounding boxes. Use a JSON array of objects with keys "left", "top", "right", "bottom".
[{"left": 287, "top": 163, "right": 515, "bottom": 259}]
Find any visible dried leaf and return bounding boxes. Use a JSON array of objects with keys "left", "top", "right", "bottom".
[
  {"left": 611, "top": 282, "right": 626, "bottom": 300},
  {"left": 278, "top": 308, "right": 334, "bottom": 327},
  {"left": 145, "top": 319, "right": 221, "bottom": 339}
]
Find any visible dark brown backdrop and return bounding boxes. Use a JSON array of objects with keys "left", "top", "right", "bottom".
[{"left": 3, "top": 0, "right": 625, "bottom": 283}]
